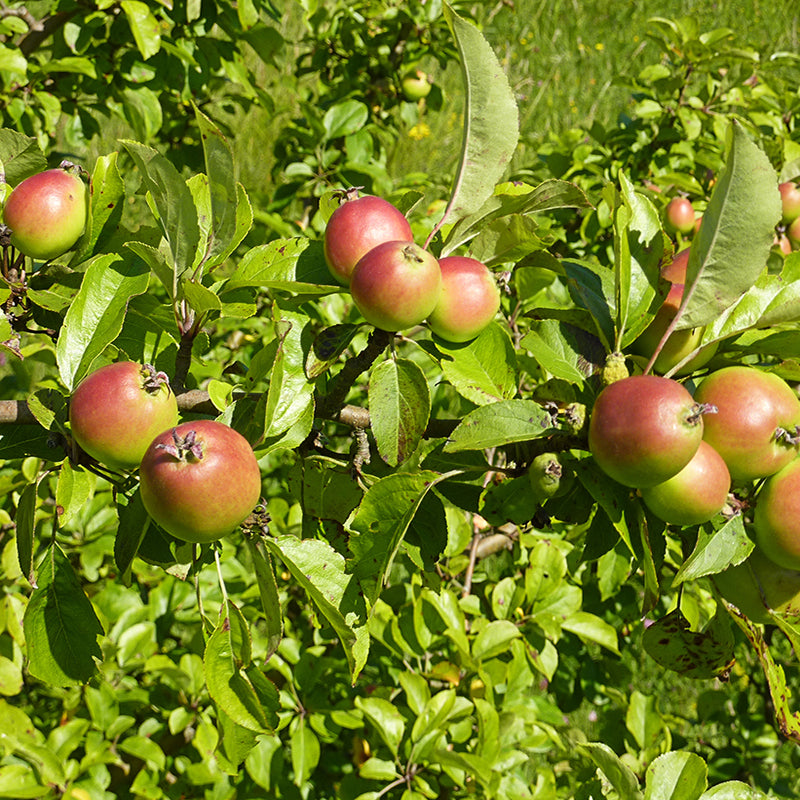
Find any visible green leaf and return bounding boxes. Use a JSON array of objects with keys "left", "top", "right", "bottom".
[
  {"left": 0, "top": 129, "right": 45, "bottom": 185},
  {"left": 224, "top": 238, "right": 338, "bottom": 295},
  {"left": 264, "top": 306, "right": 315, "bottom": 439},
  {"left": 349, "top": 471, "right": 448, "bottom": 605},
  {"left": 264, "top": 535, "right": 368, "bottom": 680},
  {"left": 644, "top": 751, "right": 707, "bottom": 800},
  {"left": 563, "top": 259, "right": 617, "bottom": 351},
  {"left": 369, "top": 358, "right": 430, "bottom": 466},
  {"left": 616, "top": 172, "right": 665, "bottom": 349},
  {"left": 204, "top": 600, "right": 278, "bottom": 732},
  {"left": 323, "top": 100, "right": 369, "bottom": 139},
  {"left": 699, "top": 782, "right": 768, "bottom": 799},
  {"left": 305, "top": 323, "right": 360, "bottom": 379},
  {"left": 442, "top": 4, "right": 519, "bottom": 220},
  {"left": 55, "top": 462, "right": 93, "bottom": 530},
  {"left": 15, "top": 480, "right": 38, "bottom": 586},
  {"left": 677, "top": 123, "right": 781, "bottom": 330},
  {"left": 673, "top": 516, "right": 753, "bottom": 585},
  {"left": 471, "top": 619, "right": 521, "bottom": 661},
  {"left": 580, "top": 742, "right": 643, "bottom": 800},
  {"left": 55, "top": 253, "right": 150, "bottom": 391},
  {"left": 562, "top": 611, "right": 621, "bottom": 655},
  {"left": 113, "top": 488, "right": 151, "bottom": 585},
  {"left": 122, "top": 139, "right": 200, "bottom": 277},
  {"left": 434, "top": 322, "right": 518, "bottom": 406},
  {"left": 354, "top": 696, "right": 406, "bottom": 756},
  {"left": 445, "top": 399, "right": 556, "bottom": 453},
  {"left": 244, "top": 537, "right": 283, "bottom": 661},
  {"left": 121, "top": 0, "right": 162, "bottom": 59},
  {"left": 521, "top": 319, "right": 595, "bottom": 385},
  {"left": 290, "top": 717, "right": 320, "bottom": 786},
  {"left": 23, "top": 544, "right": 104, "bottom": 686}
]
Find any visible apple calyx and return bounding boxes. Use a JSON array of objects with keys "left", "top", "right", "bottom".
[
  {"left": 156, "top": 428, "right": 204, "bottom": 462},
  {"left": 686, "top": 402, "right": 718, "bottom": 426},
  {"left": 774, "top": 425, "right": 800, "bottom": 446},
  {"left": 140, "top": 363, "right": 171, "bottom": 394}
]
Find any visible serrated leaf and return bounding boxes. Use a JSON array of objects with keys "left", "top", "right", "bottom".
[
  {"left": 521, "top": 319, "right": 595, "bottom": 385},
  {"left": 264, "top": 535, "right": 368, "bottom": 680},
  {"left": 122, "top": 139, "right": 199, "bottom": 277},
  {"left": 563, "top": 259, "right": 616, "bottom": 350},
  {"left": 349, "top": 471, "right": 450, "bottom": 605},
  {"left": 354, "top": 696, "right": 406, "bottom": 757},
  {"left": 113, "top": 488, "right": 151, "bottom": 585},
  {"left": 444, "top": 399, "right": 555, "bottom": 452},
  {"left": 676, "top": 123, "right": 781, "bottom": 330},
  {"left": 0, "top": 129, "right": 46, "bottom": 185},
  {"left": 435, "top": 322, "right": 517, "bottom": 405},
  {"left": 673, "top": 516, "right": 753, "bottom": 585},
  {"left": 224, "top": 238, "right": 338, "bottom": 294},
  {"left": 369, "top": 358, "right": 430, "bottom": 466},
  {"left": 55, "top": 253, "right": 150, "bottom": 391},
  {"left": 305, "top": 323, "right": 360, "bottom": 379},
  {"left": 442, "top": 5, "right": 519, "bottom": 220},
  {"left": 580, "top": 742, "right": 643, "bottom": 800},
  {"left": 72, "top": 152, "right": 125, "bottom": 263},
  {"left": 121, "top": 0, "right": 161, "bottom": 59},
  {"left": 15, "top": 481, "right": 38, "bottom": 586},
  {"left": 23, "top": 544, "right": 104, "bottom": 686},
  {"left": 244, "top": 537, "right": 282, "bottom": 661},
  {"left": 55, "top": 462, "right": 93, "bottom": 529}
]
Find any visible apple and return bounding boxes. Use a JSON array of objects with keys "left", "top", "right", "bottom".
[
  {"left": 692, "top": 366, "right": 800, "bottom": 482},
  {"left": 754, "top": 457, "right": 800, "bottom": 570},
  {"left": 714, "top": 546, "right": 800, "bottom": 624},
  {"left": 426, "top": 256, "right": 500, "bottom": 343},
  {"left": 2, "top": 166, "right": 87, "bottom": 260},
  {"left": 139, "top": 420, "right": 262, "bottom": 544},
  {"left": 639, "top": 440, "right": 730, "bottom": 526},
  {"left": 350, "top": 241, "right": 441, "bottom": 331},
  {"left": 588, "top": 374, "right": 706, "bottom": 488},
  {"left": 779, "top": 181, "right": 800, "bottom": 224},
  {"left": 70, "top": 361, "right": 179, "bottom": 470},
  {"left": 663, "top": 197, "right": 696, "bottom": 236},
  {"left": 401, "top": 70, "right": 432, "bottom": 101},
  {"left": 323, "top": 194, "right": 413, "bottom": 285},
  {"left": 788, "top": 215, "right": 800, "bottom": 250}
]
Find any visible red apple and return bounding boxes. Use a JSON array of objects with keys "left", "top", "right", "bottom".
[
  {"left": 3, "top": 166, "right": 87, "bottom": 260},
  {"left": 323, "top": 194, "right": 413, "bottom": 285},
  {"left": 779, "top": 181, "right": 800, "bottom": 225},
  {"left": 754, "top": 458, "right": 800, "bottom": 570},
  {"left": 664, "top": 197, "right": 695, "bottom": 235},
  {"left": 350, "top": 241, "right": 441, "bottom": 331},
  {"left": 427, "top": 256, "right": 500, "bottom": 343}
]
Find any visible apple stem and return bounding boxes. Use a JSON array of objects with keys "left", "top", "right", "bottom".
[{"left": 687, "top": 402, "right": 718, "bottom": 425}]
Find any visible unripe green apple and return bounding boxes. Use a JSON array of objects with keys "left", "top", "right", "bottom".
[
  {"left": 779, "top": 181, "right": 800, "bottom": 225},
  {"left": 693, "top": 366, "right": 800, "bottom": 482},
  {"left": 3, "top": 166, "right": 87, "bottom": 260},
  {"left": 401, "top": 70, "right": 432, "bottom": 101},
  {"left": 350, "top": 241, "right": 441, "bottom": 331},
  {"left": 663, "top": 197, "right": 696, "bottom": 235},
  {"left": 588, "top": 374, "right": 706, "bottom": 488},
  {"left": 427, "top": 256, "right": 500, "bottom": 343},
  {"left": 714, "top": 546, "right": 800, "bottom": 624},
  {"left": 528, "top": 452, "right": 572, "bottom": 501},
  {"left": 639, "top": 440, "right": 730, "bottom": 526},
  {"left": 788, "top": 216, "right": 800, "bottom": 250},
  {"left": 323, "top": 194, "right": 413, "bottom": 285}
]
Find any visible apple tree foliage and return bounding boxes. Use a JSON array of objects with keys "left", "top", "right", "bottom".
[{"left": 1, "top": 4, "right": 800, "bottom": 800}]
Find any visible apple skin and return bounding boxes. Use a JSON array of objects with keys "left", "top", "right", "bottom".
[
  {"left": 714, "top": 546, "right": 800, "bottom": 623},
  {"left": 70, "top": 362, "right": 179, "bottom": 470},
  {"left": 427, "top": 256, "right": 500, "bottom": 343},
  {"left": 139, "top": 420, "right": 262, "bottom": 544},
  {"left": 350, "top": 241, "right": 441, "bottom": 331},
  {"left": 692, "top": 366, "right": 800, "bottom": 483},
  {"left": 632, "top": 279, "right": 718, "bottom": 375},
  {"left": 3, "top": 167, "right": 87, "bottom": 260},
  {"left": 323, "top": 195, "right": 413, "bottom": 285},
  {"left": 588, "top": 374, "right": 704, "bottom": 488},
  {"left": 754, "top": 458, "right": 800, "bottom": 571},
  {"left": 401, "top": 69, "right": 432, "bottom": 101},
  {"left": 788, "top": 216, "right": 800, "bottom": 250},
  {"left": 664, "top": 197, "right": 696, "bottom": 235},
  {"left": 639, "top": 440, "right": 730, "bottom": 526},
  {"left": 779, "top": 181, "right": 800, "bottom": 225}
]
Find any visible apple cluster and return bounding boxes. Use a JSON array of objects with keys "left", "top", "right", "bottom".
[
  {"left": 588, "top": 367, "right": 800, "bottom": 540},
  {"left": 323, "top": 193, "right": 501, "bottom": 342},
  {"left": 69, "top": 362, "right": 262, "bottom": 544},
  {"left": 2, "top": 166, "right": 88, "bottom": 261}
]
